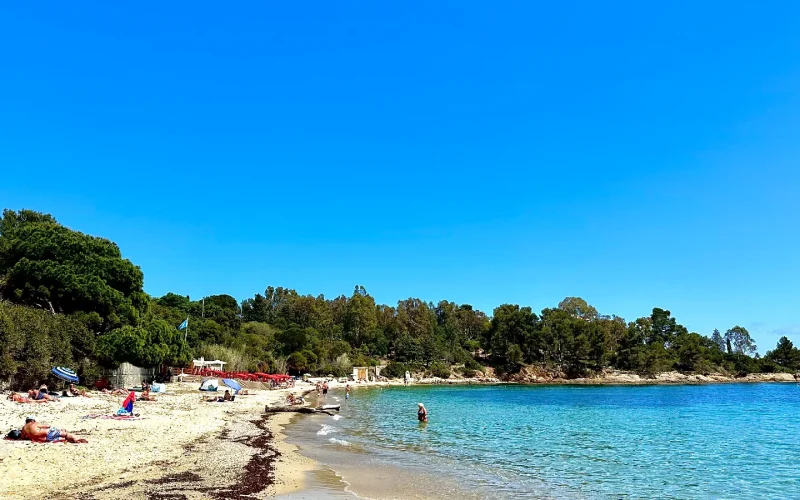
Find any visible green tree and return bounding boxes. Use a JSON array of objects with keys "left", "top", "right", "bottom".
[
  {"left": 96, "top": 319, "right": 190, "bottom": 368},
  {"left": 488, "top": 304, "right": 539, "bottom": 363},
  {"left": 765, "top": 336, "right": 800, "bottom": 370},
  {"left": 725, "top": 326, "right": 757, "bottom": 359},
  {"left": 286, "top": 352, "right": 309, "bottom": 374},
  {"left": 344, "top": 286, "right": 377, "bottom": 348},
  {"left": 649, "top": 308, "right": 687, "bottom": 347},
  {"left": 0, "top": 209, "right": 146, "bottom": 328},
  {"left": 557, "top": 297, "right": 598, "bottom": 321},
  {"left": 710, "top": 328, "right": 726, "bottom": 352}
]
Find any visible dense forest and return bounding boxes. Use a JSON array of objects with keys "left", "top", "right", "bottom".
[{"left": 1, "top": 209, "right": 798, "bottom": 389}]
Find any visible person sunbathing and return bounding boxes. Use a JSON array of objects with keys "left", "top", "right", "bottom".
[
  {"left": 7, "top": 393, "right": 48, "bottom": 404},
  {"left": 21, "top": 417, "right": 87, "bottom": 443},
  {"left": 139, "top": 388, "right": 157, "bottom": 401},
  {"left": 101, "top": 387, "right": 128, "bottom": 395},
  {"left": 67, "top": 384, "right": 89, "bottom": 397},
  {"left": 203, "top": 390, "right": 233, "bottom": 402},
  {"left": 28, "top": 389, "right": 59, "bottom": 402},
  {"left": 286, "top": 394, "right": 304, "bottom": 405}
]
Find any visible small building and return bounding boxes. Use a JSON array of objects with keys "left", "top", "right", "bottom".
[
  {"left": 104, "top": 362, "right": 157, "bottom": 389},
  {"left": 192, "top": 357, "right": 227, "bottom": 372},
  {"left": 352, "top": 366, "right": 382, "bottom": 382}
]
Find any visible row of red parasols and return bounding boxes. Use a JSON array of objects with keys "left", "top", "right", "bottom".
[{"left": 195, "top": 368, "right": 292, "bottom": 382}]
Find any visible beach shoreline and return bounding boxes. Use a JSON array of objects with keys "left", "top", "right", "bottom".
[
  {"left": 0, "top": 380, "right": 320, "bottom": 500},
  {"left": 3, "top": 373, "right": 797, "bottom": 499}
]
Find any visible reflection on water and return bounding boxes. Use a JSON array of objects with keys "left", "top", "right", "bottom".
[{"left": 285, "top": 384, "right": 800, "bottom": 499}]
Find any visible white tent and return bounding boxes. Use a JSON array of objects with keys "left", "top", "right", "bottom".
[{"left": 200, "top": 378, "right": 218, "bottom": 391}]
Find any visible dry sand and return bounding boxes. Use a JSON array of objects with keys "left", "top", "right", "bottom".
[{"left": 0, "top": 380, "right": 320, "bottom": 499}]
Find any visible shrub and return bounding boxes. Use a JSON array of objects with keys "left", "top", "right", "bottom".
[
  {"left": 383, "top": 361, "right": 411, "bottom": 379},
  {"left": 465, "top": 357, "right": 484, "bottom": 371},
  {"left": 196, "top": 344, "right": 252, "bottom": 372},
  {"left": 324, "top": 354, "right": 352, "bottom": 377},
  {"left": 271, "top": 356, "right": 287, "bottom": 375},
  {"left": 287, "top": 352, "right": 309, "bottom": 374},
  {"left": 429, "top": 361, "right": 451, "bottom": 379}
]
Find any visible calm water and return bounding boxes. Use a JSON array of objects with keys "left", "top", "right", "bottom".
[{"left": 286, "top": 384, "right": 800, "bottom": 499}]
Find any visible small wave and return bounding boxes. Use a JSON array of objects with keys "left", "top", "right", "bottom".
[
  {"left": 332, "top": 414, "right": 342, "bottom": 421},
  {"left": 317, "top": 424, "right": 338, "bottom": 436},
  {"left": 329, "top": 437, "right": 350, "bottom": 446}
]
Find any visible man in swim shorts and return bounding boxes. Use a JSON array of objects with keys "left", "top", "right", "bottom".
[{"left": 21, "top": 417, "right": 87, "bottom": 443}]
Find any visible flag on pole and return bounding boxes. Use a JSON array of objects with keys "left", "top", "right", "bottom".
[{"left": 178, "top": 318, "right": 189, "bottom": 330}]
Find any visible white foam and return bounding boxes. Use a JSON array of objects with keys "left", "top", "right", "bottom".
[
  {"left": 329, "top": 437, "right": 350, "bottom": 446},
  {"left": 317, "top": 424, "right": 338, "bottom": 436},
  {"left": 332, "top": 414, "right": 342, "bottom": 421},
  {"left": 333, "top": 396, "right": 341, "bottom": 402}
]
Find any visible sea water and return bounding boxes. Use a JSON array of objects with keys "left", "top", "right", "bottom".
[{"left": 284, "top": 383, "right": 800, "bottom": 499}]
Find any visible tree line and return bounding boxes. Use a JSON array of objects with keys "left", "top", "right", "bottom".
[{"left": 0, "top": 209, "right": 798, "bottom": 389}]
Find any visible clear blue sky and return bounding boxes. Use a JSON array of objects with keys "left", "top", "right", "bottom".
[{"left": 2, "top": 3, "right": 799, "bottom": 352}]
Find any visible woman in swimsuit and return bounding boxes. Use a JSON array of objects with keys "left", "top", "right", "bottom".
[
  {"left": 7, "top": 393, "right": 47, "bottom": 404},
  {"left": 417, "top": 403, "right": 428, "bottom": 422}
]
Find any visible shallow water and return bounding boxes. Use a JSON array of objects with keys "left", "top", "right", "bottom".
[{"left": 286, "top": 383, "right": 800, "bottom": 499}]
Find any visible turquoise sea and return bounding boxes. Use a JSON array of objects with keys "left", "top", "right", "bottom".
[{"left": 285, "top": 383, "right": 800, "bottom": 499}]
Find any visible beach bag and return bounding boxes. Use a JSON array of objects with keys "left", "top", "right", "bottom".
[{"left": 6, "top": 429, "right": 22, "bottom": 440}]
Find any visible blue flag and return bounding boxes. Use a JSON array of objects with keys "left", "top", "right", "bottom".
[{"left": 178, "top": 318, "right": 188, "bottom": 330}]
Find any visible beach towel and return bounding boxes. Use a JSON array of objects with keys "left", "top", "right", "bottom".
[
  {"left": 3, "top": 437, "right": 67, "bottom": 443},
  {"left": 82, "top": 414, "right": 144, "bottom": 421}
]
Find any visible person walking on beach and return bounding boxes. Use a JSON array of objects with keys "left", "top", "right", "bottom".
[{"left": 417, "top": 403, "right": 428, "bottom": 422}]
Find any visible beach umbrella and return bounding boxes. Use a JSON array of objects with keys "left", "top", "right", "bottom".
[
  {"left": 222, "top": 378, "right": 242, "bottom": 393},
  {"left": 51, "top": 367, "right": 79, "bottom": 384}
]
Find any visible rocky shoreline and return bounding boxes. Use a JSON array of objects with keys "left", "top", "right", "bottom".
[
  {"left": 501, "top": 368, "right": 800, "bottom": 385},
  {"left": 398, "top": 368, "right": 800, "bottom": 386}
]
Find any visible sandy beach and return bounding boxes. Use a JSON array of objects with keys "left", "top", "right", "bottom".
[{"left": 0, "top": 380, "right": 322, "bottom": 500}]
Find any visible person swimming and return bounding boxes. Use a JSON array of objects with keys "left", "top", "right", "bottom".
[{"left": 417, "top": 403, "right": 428, "bottom": 422}]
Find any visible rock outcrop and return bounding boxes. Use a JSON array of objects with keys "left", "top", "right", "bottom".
[{"left": 498, "top": 367, "right": 800, "bottom": 385}]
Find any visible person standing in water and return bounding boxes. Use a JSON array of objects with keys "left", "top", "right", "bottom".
[
  {"left": 345, "top": 384, "right": 351, "bottom": 400},
  {"left": 417, "top": 403, "right": 428, "bottom": 422},
  {"left": 322, "top": 381, "right": 329, "bottom": 397}
]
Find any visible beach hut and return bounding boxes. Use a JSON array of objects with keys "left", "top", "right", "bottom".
[
  {"left": 192, "top": 358, "right": 227, "bottom": 373},
  {"left": 352, "top": 366, "right": 382, "bottom": 382}
]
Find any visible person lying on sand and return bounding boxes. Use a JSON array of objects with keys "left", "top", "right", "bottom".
[
  {"left": 66, "top": 384, "right": 89, "bottom": 397},
  {"left": 101, "top": 387, "right": 128, "bottom": 396},
  {"left": 28, "top": 389, "right": 59, "bottom": 402},
  {"left": 139, "top": 388, "right": 157, "bottom": 401},
  {"left": 286, "top": 393, "right": 305, "bottom": 405},
  {"left": 7, "top": 393, "right": 48, "bottom": 404},
  {"left": 21, "top": 417, "right": 87, "bottom": 443},
  {"left": 203, "top": 390, "right": 233, "bottom": 402}
]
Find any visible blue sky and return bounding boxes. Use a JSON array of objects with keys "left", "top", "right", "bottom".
[{"left": 2, "top": 3, "right": 799, "bottom": 352}]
